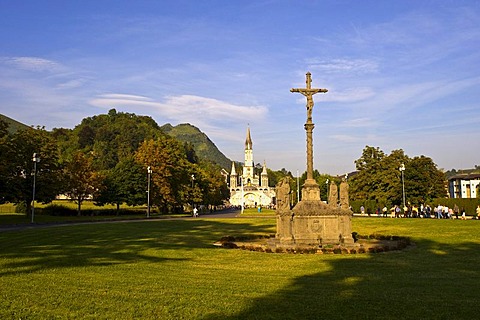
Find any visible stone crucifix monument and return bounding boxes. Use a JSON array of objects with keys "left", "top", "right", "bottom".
[{"left": 275, "top": 72, "right": 354, "bottom": 248}]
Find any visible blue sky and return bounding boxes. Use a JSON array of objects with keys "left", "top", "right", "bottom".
[{"left": 1, "top": 0, "right": 479, "bottom": 175}]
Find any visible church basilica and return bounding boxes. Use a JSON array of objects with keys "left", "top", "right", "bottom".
[{"left": 229, "top": 127, "right": 276, "bottom": 208}]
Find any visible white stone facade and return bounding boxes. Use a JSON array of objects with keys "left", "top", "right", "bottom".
[
  {"left": 448, "top": 173, "right": 480, "bottom": 198},
  {"left": 229, "top": 127, "right": 276, "bottom": 208}
]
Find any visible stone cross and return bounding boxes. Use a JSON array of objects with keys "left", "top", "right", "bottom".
[
  {"left": 290, "top": 72, "right": 327, "bottom": 186},
  {"left": 290, "top": 72, "right": 328, "bottom": 122}
]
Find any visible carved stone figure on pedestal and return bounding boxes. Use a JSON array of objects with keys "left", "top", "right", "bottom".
[
  {"left": 339, "top": 178, "right": 350, "bottom": 210},
  {"left": 328, "top": 181, "right": 338, "bottom": 208},
  {"left": 276, "top": 177, "right": 291, "bottom": 214}
]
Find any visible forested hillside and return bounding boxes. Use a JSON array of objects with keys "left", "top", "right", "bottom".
[
  {"left": 161, "top": 123, "right": 231, "bottom": 170},
  {"left": 0, "top": 114, "right": 30, "bottom": 134},
  {"left": 0, "top": 109, "right": 230, "bottom": 214}
]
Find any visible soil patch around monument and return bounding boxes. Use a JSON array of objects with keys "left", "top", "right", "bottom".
[{"left": 214, "top": 234, "right": 413, "bottom": 254}]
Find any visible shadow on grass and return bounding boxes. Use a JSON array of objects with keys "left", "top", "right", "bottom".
[
  {"left": 2, "top": 218, "right": 479, "bottom": 318},
  {"left": 205, "top": 238, "right": 480, "bottom": 320},
  {"left": 0, "top": 218, "right": 273, "bottom": 276}
]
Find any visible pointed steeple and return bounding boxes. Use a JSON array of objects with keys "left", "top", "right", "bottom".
[
  {"left": 245, "top": 126, "right": 253, "bottom": 150},
  {"left": 261, "top": 160, "right": 268, "bottom": 175},
  {"left": 229, "top": 162, "right": 237, "bottom": 189},
  {"left": 261, "top": 160, "right": 269, "bottom": 187}
]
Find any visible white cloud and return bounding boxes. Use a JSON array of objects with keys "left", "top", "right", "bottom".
[
  {"left": 56, "top": 78, "right": 87, "bottom": 89},
  {"left": 323, "top": 87, "right": 375, "bottom": 103},
  {"left": 1, "top": 56, "right": 63, "bottom": 72},
  {"left": 90, "top": 93, "right": 267, "bottom": 121},
  {"left": 89, "top": 93, "right": 268, "bottom": 143},
  {"left": 307, "top": 58, "right": 379, "bottom": 74},
  {"left": 342, "top": 117, "right": 373, "bottom": 128}
]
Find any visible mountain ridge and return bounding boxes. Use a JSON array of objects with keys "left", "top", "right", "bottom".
[
  {"left": 0, "top": 114, "right": 31, "bottom": 134},
  {"left": 161, "top": 123, "right": 231, "bottom": 170}
]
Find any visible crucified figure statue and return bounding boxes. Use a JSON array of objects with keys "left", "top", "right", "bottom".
[
  {"left": 290, "top": 72, "right": 328, "bottom": 122},
  {"left": 290, "top": 72, "right": 328, "bottom": 186}
]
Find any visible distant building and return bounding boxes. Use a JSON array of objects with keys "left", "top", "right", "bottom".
[
  {"left": 229, "top": 127, "right": 275, "bottom": 207},
  {"left": 448, "top": 173, "right": 480, "bottom": 198}
]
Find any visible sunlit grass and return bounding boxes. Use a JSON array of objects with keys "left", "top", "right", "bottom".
[
  {"left": 0, "top": 200, "right": 184, "bottom": 226},
  {"left": 239, "top": 207, "right": 276, "bottom": 216},
  {"left": 1, "top": 217, "right": 479, "bottom": 319}
]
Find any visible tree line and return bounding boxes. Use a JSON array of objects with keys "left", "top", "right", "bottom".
[
  {"left": 265, "top": 146, "right": 449, "bottom": 210},
  {"left": 348, "top": 145, "right": 448, "bottom": 211},
  {"left": 0, "top": 109, "right": 229, "bottom": 216},
  {"left": 0, "top": 109, "right": 454, "bottom": 217}
]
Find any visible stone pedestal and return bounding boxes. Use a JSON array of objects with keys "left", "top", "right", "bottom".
[
  {"left": 301, "top": 179, "right": 321, "bottom": 201},
  {"left": 276, "top": 200, "right": 354, "bottom": 248}
]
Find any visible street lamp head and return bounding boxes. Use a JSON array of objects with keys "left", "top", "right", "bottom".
[
  {"left": 147, "top": 166, "right": 152, "bottom": 173},
  {"left": 32, "top": 153, "right": 40, "bottom": 163},
  {"left": 399, "top": 163, "right": 405, "bottom": 171}
]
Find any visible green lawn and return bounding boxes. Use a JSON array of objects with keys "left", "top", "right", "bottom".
[
  {"left": 239, "top": 207, "right": 276, "bottom": 216},
  {"left": 0, "top": 201, "right": 186, "bottom": 225},
  {"left": 1, "top": 217, "right": 479, "bottom": 319}
]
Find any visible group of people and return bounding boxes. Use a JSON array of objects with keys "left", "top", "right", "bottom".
[{"left": 360, "top": 204, "right": 480, "bottom": 219}]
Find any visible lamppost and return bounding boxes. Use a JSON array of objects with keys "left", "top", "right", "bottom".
[
  {"left": 147, "top": 166, "right": 152, "bottom": 218},
  {"left": 191, "top": 174, "right": 195, "bottom": 212},
  {"left": 326, "top": 178, "right": 329, "bottom": 203},
  {"left": 31, "top": 153, "right": 40, "bottom": 223},
  {"left": 399, "top": 163, "right": 406, "bottom": 209},
  {"left": 240, "top": 176, "right": 244, "bottom": 214}
]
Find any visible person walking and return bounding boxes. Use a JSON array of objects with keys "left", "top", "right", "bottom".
[{"left": 454, "top": 204, "right": 459, "bottom": 219}]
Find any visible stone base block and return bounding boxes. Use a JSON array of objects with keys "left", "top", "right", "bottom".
[{"left": 276, "top": 200, "right": 354, "bottom": 248}]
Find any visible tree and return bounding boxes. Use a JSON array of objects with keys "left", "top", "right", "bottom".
[
  {"left": 64, "top": 151, "right": 104, "bottom": 215},
  {"left": 195, "top": 161, "right": 229, "bottom": 208},
  {"left": 297, "top": 170, "right": 335, "bottom": 203},
  {"left": 95, "top": 157, "right": 146, "bottom": 212},
  {"left": 350, "top": 146, "right": 445, "bottom": 206},
  {"left": 2, "top": 126, "right": 63, "bottom": 214},
  {"left": 405, "top": 156, "right": 447, "bottom": 203},
  {"left": 135, "top": 137, "right": 194, "bottom": 213}
]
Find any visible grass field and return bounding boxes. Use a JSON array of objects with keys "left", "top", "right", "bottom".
[
  {"left": 0, "top": 201, "right": 188, "bottom": 226},
  {"left": 1, "top": 217, "right": 479, "bottom": 319}
]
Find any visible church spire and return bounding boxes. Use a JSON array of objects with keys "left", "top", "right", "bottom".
[
  {"left": 261, "top": 160, "right": 269, "bottom": 187},
  {"left": 261, "top": 160, "right": 268, "bottom": 175},
  {"left": 229, "top": 162, "right": 237, "bottom": 189},
  {"left": 245, "top": 125, "right": 253, "bottom": 150}
]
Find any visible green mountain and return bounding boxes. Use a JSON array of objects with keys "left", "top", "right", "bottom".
[
  {"left": 161, "top": 123, "right": 231, "bottom": 170},
  {"left": 0, "top": 114, "right": 30, "bottom": 134}
]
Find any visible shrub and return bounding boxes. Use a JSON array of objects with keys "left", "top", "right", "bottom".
[
  {"left": 41, "top": 204, "right": 76, "bottom": 216},
  {"left": 15, "top": 202, "right": 27, "bottom": 213}
]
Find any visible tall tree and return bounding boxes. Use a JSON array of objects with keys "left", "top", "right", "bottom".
[
  {"left": 135, "top": 137, "right": 194, "bottom": 213},
  {"left": 195, "top": 161, "right": 229, "bottom": 208},
  {"left": 4, "top": 126, "right": 63, "bottom": 214},
  {"left": 95, "top": 157, "right": 147, "bottom": 212},
  {"left": 64, "top": 151, "right": 104, "bottom": 215},
  {"left": 0, "top": 119, "right": 14, "bottom": 203},
  {"left": 350, "top": 146, "right": 445, "bottom": 206},
  {"left": 405, "top": 156, "right": 447, "bottom": 203}
]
